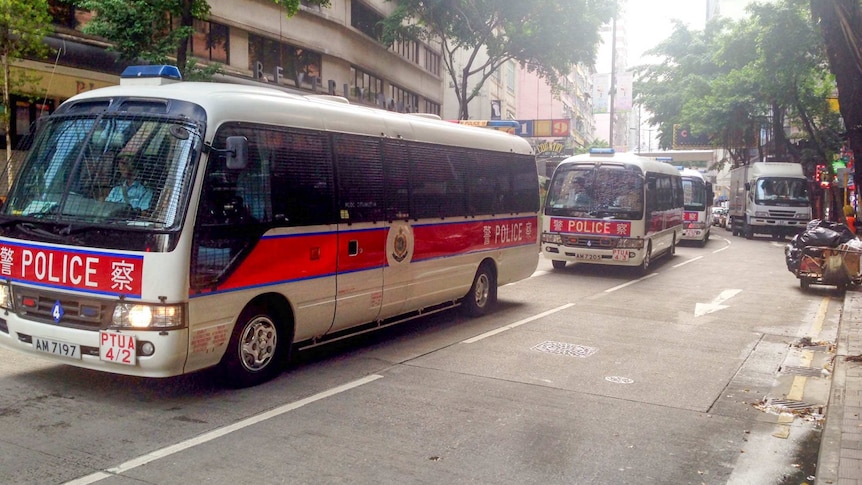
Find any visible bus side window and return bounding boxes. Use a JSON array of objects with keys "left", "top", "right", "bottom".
[
  {"left": 270, "top": 130, "right": 334, "bottom": 226},
  {"left": 333, "top": 134, "right": 384, "bottom": 223},
  {"left": 382, "top": 140, "right": 410, "bottom": 220}
]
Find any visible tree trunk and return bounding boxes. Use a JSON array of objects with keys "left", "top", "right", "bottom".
[
  {"left": 2, "top": 53, "right": 12, "bottom": 190},
  {"left": 176, "top": 0, "right": 194, "bottom": 77},
  {"left": 810, "top": 0, "right": 862, "bottom": 202}
]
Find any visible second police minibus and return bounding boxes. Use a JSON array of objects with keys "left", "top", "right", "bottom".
[
  {"left": 678, "top": 168, "right": 714, "bottom": 246},
  {"left": 0, "top": 66, "right": 540, "bottom": 387},
  {"left": 542, "top": 148, "right": 684, "bottom": 273}
]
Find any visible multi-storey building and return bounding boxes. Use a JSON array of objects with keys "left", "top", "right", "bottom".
[{"left": 7, "top": 0, "right": 444, "bottom": 152}]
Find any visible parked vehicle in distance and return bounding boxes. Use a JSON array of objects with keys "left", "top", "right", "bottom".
[
  {"left": 729, "top": 159, "right": 810, "bottom": 239},
  {"left": 712, "top": 207, "right": 728, "bottom": 228}
]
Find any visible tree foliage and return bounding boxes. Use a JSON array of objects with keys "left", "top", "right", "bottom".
[
  {"left": 0, "top": 0, "right": 52, "bottom": 165},
  {"left": 381, "top": 0, "right": 617, "bottom": 120},
  {"left": 810, "top": 0, "right": 862, "bottom": 197},
  {"left": 77, "top": 0, "right": 211, "bottom": 78},
  {"left": 635, "top": 0, "right": 840, "bottom": 170},
  {"left": 272, "top": 0, "right": 330, "bottom": 16}
]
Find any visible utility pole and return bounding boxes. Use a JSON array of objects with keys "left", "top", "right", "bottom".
[{"left": 608, "top": 15, "right": 616, "bottom": 149}]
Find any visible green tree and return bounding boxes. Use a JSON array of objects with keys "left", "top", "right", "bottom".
[
  {"left": 77, "top": 0, "right": 213, "bottom": 78},
  {"left": 380, "top": 0, "right": 617, "bottom": 120},
  {"left": 636, "top": 0, "right": 840, "bottom": 171},
  {"left": 0, "top": 0, "right": 51, "bottom": 167},
  {"left": 810, "top": 0, "right": 862, "bottom": 199},
  {"left": 78, "top": 0, "right": 331, "bottom": 80}
]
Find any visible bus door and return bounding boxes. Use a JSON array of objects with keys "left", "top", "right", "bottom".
[{"left": 329, "top": 135, "right": 386, "bottom": 333}]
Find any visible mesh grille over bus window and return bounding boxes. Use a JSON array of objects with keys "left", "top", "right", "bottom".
[
  {"left": 3, "top": 113, "right": 199, "bottom": 230},
  {"left": 333, "top": 134, "right": 384, "bottom": 222}
]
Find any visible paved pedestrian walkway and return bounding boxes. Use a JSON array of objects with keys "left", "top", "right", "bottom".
[{"left": 818, "top": 287, "right": 862, "bottom": 484}]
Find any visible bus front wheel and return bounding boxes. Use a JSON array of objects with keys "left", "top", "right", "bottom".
[
  {"left": 638, "top": 244, "right": 652, "bottom": 276},
  {"left": 220, "top": 304, "right": 287, "bottom": 388},
  {"left": 463, "top": 263, "right": 497, "bottom": 317}
]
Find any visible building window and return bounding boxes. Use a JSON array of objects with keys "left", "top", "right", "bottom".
[
  {"left": 393, "top": 40, "right": 419, "bottom": 64},
  {"left": 506, "top": 62, "right": 516, "bottom": 94},
  {"left": 351, "top": 1, "right": 383, "bottom": 41},
  {"left": 424, "top": 48, "right": 441, "bottom": 76},
  {"left": 249, "top": 34, "right": 322, "bottom": 87},
  {"left": 0, "top": 97, "right": 53, "bottom": 150},
  {"left": 390, "top": 85, "right": 418, "bottom": 113},
  {"left": 423, "top": 100, "right": 441, "bottom": 116},
  {"left": 191, "top": 19, "right": 229, "bottom": 64},
  {"left": 350, "top": 67, "right": 384, "bottom": 105}
]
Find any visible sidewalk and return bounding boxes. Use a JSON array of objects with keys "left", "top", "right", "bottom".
[{"left": 818, "top": 286, "right": 862, "bottom": 484}]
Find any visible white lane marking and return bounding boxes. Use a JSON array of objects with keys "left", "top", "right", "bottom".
[
  {"left": 63, "top": 374, "right": 384, "bottom": 485},
  {"left": 603, "top": 272, "right": 658, "bottom": 293},
  {"left": 673, "top": 256, "right": 703, "bottom": 268},
  {"left": 462, "top": 303, "right": 575, "bottom": 344}
]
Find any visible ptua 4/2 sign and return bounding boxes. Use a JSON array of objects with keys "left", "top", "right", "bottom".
[{"left": 515, "top": 119, "right": 571, "bottom": 138}]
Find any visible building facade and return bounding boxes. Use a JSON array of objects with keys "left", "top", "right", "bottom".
[{"left": 8, "top": 0, "right": 444, "bottom": 151}]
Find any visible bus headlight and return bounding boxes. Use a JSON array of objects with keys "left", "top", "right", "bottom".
[
  {"left": 615, "top": 238, "right": 645, "bottom": 249},
  {"left": 0, "top": 282, "right": 10, "bottom": 310},
  {"left": 542, "top": 233, "right": 563, "bottom": 244},
  {"left": 112, "top": 303, "right": 185, "bottom": 329}
]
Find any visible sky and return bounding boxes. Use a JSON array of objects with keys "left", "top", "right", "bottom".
[{"left": 622, "top": 0, "right": 764, "bottom": 66}]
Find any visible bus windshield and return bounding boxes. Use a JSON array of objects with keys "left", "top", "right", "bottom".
[
  {"left": 545, "top": 164, "right": 644, "bottom": 219},
  {"left": 754, "top": 177, "right": 809, "bottom": 206},
  {"left": 682, "top": 177, "right": 707, "bottom": 211},
  {"left": 3, "top": 113, "right": 201, "bottom": 232}
]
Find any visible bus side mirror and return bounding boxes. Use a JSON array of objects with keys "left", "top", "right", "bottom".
[{"left": 225, "top": 136, "right": 248, "bottom": 170}]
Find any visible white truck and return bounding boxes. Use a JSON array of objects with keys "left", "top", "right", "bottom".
[{"left": 729, "top": 160, "right": 811, "bottom": 239}]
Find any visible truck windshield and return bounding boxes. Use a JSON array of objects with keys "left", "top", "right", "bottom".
[
  {"left": 754, "top": 177, "right": 809, "bottom": 206},
  {"left": 545, "top": 164, "right": 644, "bottom": 219},
  {"left": 4, "top": 113, "right": 200, "bottom": 226}
]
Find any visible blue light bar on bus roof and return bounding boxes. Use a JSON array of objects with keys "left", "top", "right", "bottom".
[
  {"left": 589, "top": 148, "right": 615, "bottom": 155},
  {"left": 120, "top": 65, "right": 182, "bottom": 81}
]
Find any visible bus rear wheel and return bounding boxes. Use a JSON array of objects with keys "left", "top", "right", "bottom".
[
  {"left": 220, "top": 304, "right": 287, "bottom": 388},
  {"left": 463, "top": 263, "right": 497, "bottom": 317}
]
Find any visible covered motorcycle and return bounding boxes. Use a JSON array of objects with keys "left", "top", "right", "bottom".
[{"left": 785, "top": 219, "right": 862, "bottom": 290}]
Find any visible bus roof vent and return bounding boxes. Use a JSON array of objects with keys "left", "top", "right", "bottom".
[{"left": 120, "top": 65, "right": 183, "bottom": 86}]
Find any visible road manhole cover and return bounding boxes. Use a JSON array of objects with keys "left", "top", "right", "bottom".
[{"left": 531, "top": 341, "right": 598, "bottom": 358}]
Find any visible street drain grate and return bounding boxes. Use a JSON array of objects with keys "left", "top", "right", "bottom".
[
  {"left": 531, "top": 341, "right": 598, "bottom": 358},
  {"left": 769, "top": 399, "right": 816, "bottom": 411},
  {"left": 780, "top": 366, "right": 824, "bottom": 377}
]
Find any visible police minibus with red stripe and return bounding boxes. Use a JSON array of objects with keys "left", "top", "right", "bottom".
[
  {"left": 542, "top": 148, "right": 683, "bottom": 274},
  {"left": 0, "top": 65, "right": 540, "bottom": 387}
]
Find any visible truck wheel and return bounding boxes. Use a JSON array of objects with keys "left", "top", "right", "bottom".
[
  {"left": 744, "top": 221, "right": 754, "bottom": 240},
  {"left": 800, "top": 277, "right": 810, "bottom": 290},
  {"left": 220, "top": 304, "right": 288, "bottom": 388},
  {"left": 551, "top": 260, "right": 566, "bottom": 269}
]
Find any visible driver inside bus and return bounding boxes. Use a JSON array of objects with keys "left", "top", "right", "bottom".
[{"left": 106, "top": 153, "right": 153, "bottom": 211}]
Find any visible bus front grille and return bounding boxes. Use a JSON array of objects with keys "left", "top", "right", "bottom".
[
  {"left": 11, "top": 286, "right": 110, "bottom": 331},
  {"left": 562, "top": 235, "right": 618, "bottom": 249}
]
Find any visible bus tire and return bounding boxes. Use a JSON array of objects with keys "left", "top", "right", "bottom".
[
  {"left": 551, "top": 260, "right": 566, "bottom": 269},
  {"left": 220, "top": 303, "right": 287, "bottom": 388},
  {"left": 463, "top": 262, "right": 496, "bottom": 317},
  {"left": 638, "top": 243, "right": 652, "bottom": 276}
]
